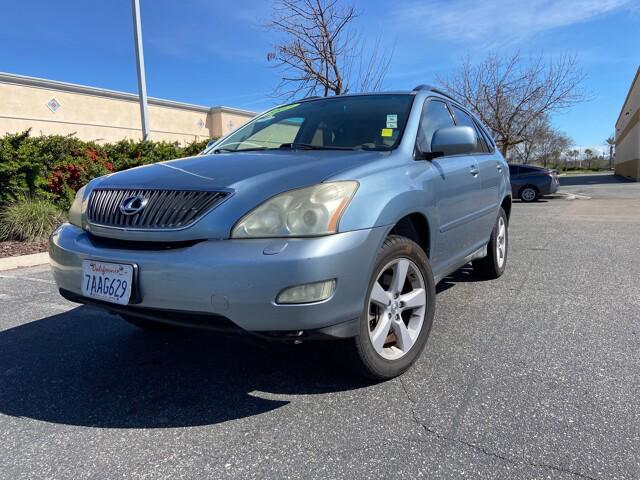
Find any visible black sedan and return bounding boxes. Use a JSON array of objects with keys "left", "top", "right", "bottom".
[{"left": 508, "top": 164, "right": 560, "bottom": 202}]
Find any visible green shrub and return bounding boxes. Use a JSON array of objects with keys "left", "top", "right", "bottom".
[
  {"left": 0, "top": 198, "right": 66, "bottom": 241},
  {"left": 0, "top": 130, "right": 213, "bottom": 212}
]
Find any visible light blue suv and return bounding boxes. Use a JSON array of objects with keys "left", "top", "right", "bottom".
[{"left": 50, "top": 85, "right": 511, "bottom": 379}]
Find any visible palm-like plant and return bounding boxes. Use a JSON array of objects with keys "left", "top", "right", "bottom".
[{"left": 605, "top": 135, "right": 615, "bottom": 168}]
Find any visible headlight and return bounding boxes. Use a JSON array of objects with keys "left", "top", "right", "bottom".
[
  {"left": 69, "top": 185, "right": 87, "bottom": 228},
  {"left": 232, "top": 181, "right": 358, "bottom": 238}
]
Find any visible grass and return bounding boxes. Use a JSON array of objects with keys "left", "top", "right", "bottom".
[{"left": 0, "top": 198, "right": 66, "bottom": 242}]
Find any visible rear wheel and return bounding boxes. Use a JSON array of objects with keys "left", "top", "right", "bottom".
[
  {"left": 351, "top": 235, "right": 435, "bottom": 380},
  {"left": 520, "top": 185, "right": 539, "bottom": 202},
  {"left": 473, "top": 207, "right": 508, "bottom": 279}
]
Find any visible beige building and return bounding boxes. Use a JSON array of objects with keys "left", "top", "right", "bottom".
[
  {"left": 0, "top": 72, "right": 255, "bottom": 144},
  {"left": 615, "top": 67, "right": 640, "bottom": 181}
]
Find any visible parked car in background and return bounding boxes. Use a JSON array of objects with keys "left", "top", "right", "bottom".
[
  {"left": 50, "top": 86, "right": 512, "bottom": 380},
  {"left": 508, "top": 164, "right": 559, "bottom": 202}
]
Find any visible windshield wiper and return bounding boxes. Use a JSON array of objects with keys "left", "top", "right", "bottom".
[
  {"left": 213, "top": 147, "right": 268, "bottom": 154},
  {"left": 279, "top": 143, "right": 355, "bottom": 151}
]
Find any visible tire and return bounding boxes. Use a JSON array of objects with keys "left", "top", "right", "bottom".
[
  {"left": 519, "top": 185, "right": 539, "bottom": 202},
  {"left": 119, "top": 314, "right": 175, "bottom": 331},
  {"left": 350, "top": 235, "right": 436, "bottom": 380},
  {"left": 473, "top": 207, "right": 508, "bottom": 279}
]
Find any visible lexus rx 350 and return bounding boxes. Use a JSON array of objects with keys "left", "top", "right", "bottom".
[{"left": 50, "top": 86, "right": 512, "bottom": 379}]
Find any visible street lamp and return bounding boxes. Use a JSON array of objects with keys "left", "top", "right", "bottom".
[{"left": 131, "top": 0, "right": 149, "bottom": 140}]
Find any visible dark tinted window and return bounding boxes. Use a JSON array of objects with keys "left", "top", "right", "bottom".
[
  {"left": 417, "top": 100, "right": 455, "bottom": 151},
  {"left": 473, "top": 119, "right": 494, "bottom": 152},
  {"left": 519, "top": 165, "right": 540, "bottom": 174},
  {"left": 508, "top": 165, "right": 519, "bottom": 176},
  {"left": 451, "top": 105, "right": 485, "bottom": 153}
]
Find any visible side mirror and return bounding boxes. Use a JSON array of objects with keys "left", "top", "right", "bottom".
[{"left": 431, "top": 126, "right": 477, "bottom": 157}]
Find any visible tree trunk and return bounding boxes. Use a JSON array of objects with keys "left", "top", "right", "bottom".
[{"left": 500, "top": 143, "right": 509, "bottom": 158}]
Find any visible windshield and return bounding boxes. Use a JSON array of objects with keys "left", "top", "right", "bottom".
[{"left": 207, "top": 94, "right": 414, "bottom": 153}]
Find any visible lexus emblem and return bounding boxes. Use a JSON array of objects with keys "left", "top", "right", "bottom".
[{"left": 119, "top": 195, "right": 148, "bottom": 215}]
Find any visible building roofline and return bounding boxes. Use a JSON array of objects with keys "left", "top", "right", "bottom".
[
  {"left": 616, "top": 66, "right": 640, "bottom": 127},
  {"left": 0, "top": 71, "right": 256, "bottom": 116},
  {"left": 210, "top": 105, "right": 257, "bottom": 116}
]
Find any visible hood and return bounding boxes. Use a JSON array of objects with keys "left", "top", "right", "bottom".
[
  {"left": 88, "top": 149, "right": 387, "bottom": 241},
  {"left": 97, "top": 150, "right": 385, "bottom": 192}
]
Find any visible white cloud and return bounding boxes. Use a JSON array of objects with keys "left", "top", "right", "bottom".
[{"left": 395, "top": 0, "right": 634, "bottom": 46}]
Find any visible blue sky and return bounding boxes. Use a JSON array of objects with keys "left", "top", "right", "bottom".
[{"left": 1, "top": 0, "right": 639, "bottom": 149}]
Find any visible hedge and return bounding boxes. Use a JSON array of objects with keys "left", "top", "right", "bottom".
[{"left": 0, "top": 130, "right": 211, "bottom": 211}]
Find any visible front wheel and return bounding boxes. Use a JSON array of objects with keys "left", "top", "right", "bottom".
[
  {"left": 473, "top": 207, "right": 508, "bottom": 279},
  {"left": 351, "top": 235, "right": 436, "bottom": 380}
]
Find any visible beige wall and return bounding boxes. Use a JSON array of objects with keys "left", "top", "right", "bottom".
[
  {"left": 212, "top": 111, "right": 258, "bottom": 139},
  {"left": 0, "top": 73, "right": 255, "bottom": 144},
  {"left": 615, "top": 67, "right": 640, "bottom": 180}
]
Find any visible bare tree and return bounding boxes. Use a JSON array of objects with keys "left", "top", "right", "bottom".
[
  {"left": 438, "top": 52, "right": 586, "bottom": 157},
  {"left": 513, "top": 115, "right": 572, "bottom": 168},
  {"left": 584, "top": 148, "right": 594, "bottom": 169},
  {"left": 266, "top": 0, "right": 392, "bottom": 99},
  {"left": 537, "top": 128, "right": 572, "bottom": 169}
]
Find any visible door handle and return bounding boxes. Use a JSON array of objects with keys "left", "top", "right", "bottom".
[
  {"left": 470, "top": 165, "right": 479, "bottom": 176},
  {"left": 497, "top": 163, "right": 503, "bottom": 172}
]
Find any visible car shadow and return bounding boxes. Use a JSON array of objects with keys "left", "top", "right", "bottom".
[
  {"left": 514, "top": 198, "right": 549, "bottom": 203},
  {"left": 436, "top": 265, "right": 480, "bottom": 293},
  {"left": 0, "top": 306, "right": 370, "bottom": 429}
]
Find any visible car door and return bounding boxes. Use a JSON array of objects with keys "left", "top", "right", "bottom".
[
  {"left": 416, "top": 99, "right": 482, "bottom": 271},
  {"left": 449, "top": 105, "right": 499, "bottom": 243}
]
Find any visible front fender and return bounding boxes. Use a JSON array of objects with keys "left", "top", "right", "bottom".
[{"left": 338, "top": 169, "right": 437, "bottom": 237}]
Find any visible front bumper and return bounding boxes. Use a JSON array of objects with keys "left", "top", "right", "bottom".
[{"left": 49, "top": 224, "right": 387, "bottom": 335}]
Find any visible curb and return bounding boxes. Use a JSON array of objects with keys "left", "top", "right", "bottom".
[
  {"left": 547, "top": 193, "right": 592, "bottom": 200},
  {"left": 0, "top": 252, "right": 49, "bottom": 272}
]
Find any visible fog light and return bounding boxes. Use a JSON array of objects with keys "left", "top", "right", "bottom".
[{"left": 276, "top": 279, "right": 336, "bottom": 304}]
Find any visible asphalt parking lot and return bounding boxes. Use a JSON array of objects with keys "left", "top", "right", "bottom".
[{"left": 1, "top": 173, "right": 639, "bottom": 479}]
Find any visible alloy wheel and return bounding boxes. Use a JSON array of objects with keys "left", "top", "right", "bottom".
[
  {"left": 521, "top": 187, "right": 537, "bottom": 202},
  {"left": 496, "top": 216, "right": 506, "bottom": 268},
  {"left": 367, "top": 258, "right": 427, "bottom": 360}
]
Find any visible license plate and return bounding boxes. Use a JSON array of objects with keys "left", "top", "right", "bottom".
[{"left": 81, "top": 260, "right": 134, "bottom": 305}]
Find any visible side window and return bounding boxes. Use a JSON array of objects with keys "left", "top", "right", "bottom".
[
  {"left": 478, "top": 123, "right": 496, "bottom": 150},
  {"left": 473, "top": 119, "right": 494, "bottom": 153},
  {"left": 451, "top": 106, "right": 484, "bottom": 153},
  {"left": 416, "top": 100, "right": 455, "bottom": 152}
]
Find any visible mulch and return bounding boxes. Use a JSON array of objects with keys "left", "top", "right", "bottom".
[{"left": 0, "top": 240, "right": 49, "bottom": 258}]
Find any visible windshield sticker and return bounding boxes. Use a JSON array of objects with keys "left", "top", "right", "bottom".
[
  {"left": 386, "top": 114, "right": 398, "bottom": 129},
  {"left": 269, "top": 103, "right": 300, "bottom": 116},
  {"left": 381, "top": 128, "right": 393, "bottom": 137}
]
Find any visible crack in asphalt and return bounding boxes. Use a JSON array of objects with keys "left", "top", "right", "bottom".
[
  {"left": 398, "top": 376, "right": 597, "bottom": 480},
  {"left": 447, "top": 222, "right": 562, "bottom": 440}
]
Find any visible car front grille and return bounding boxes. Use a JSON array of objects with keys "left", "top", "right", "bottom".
[{"left": 87, "top": 189, "right": 228, "bottom": 229}]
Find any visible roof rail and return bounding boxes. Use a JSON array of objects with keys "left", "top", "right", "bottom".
[
  {"left": 412, "top": 84, "right": 436, "bottom": 92},
  {"left": 412, "top": 84, "right": 457, "bottom": 102}
]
